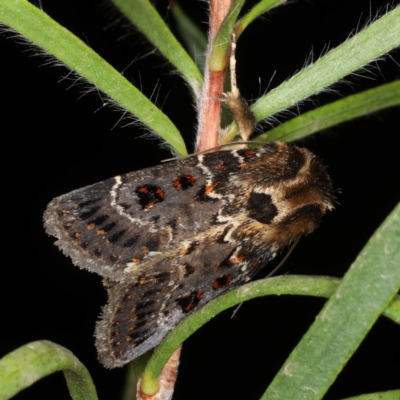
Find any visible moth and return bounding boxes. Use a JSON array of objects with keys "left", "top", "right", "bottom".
[{"left": 44, "top": 141, "right": 334, "bottom": 368}]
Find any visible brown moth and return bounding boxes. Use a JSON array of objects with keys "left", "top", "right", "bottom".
[{"left": 44, "top": 141, "right": 334, "bottom": 368}]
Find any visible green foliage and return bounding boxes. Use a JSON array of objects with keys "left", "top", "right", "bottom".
[
  {"left": 0, "top": 341, "right": 98, "bottom": 400},
  {"left": 0, "top": 1, "right": 398, "bottom": 399}
]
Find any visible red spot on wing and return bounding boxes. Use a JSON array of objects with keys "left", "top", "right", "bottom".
[
  {"left": 177, "top": 290, "right": 203, "bottom": 313},
  {"left": 213, "top": 275, "right": 232, "bottom": 290},
  {"left": 135, "top": 185, "right": 165, "bottom": 209},
  {"left": 229, "top": 256, "right": 246, "bottom": 263},
  {"left": 204, "top": 181, "right": 220, "bottom": 195},
  {"left": 156, "top": 187, "right": 165, "bottom": 199},
  {"left": 173, "top": 174, "right": 196, "bottom": 190}
]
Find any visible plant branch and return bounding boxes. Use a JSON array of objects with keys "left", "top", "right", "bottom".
[{"left": 196, "top": 0, "right": 245, "bottom": 151}]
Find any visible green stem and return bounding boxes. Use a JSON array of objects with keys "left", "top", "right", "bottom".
[
  {"left": 235, "top": 0, "right": 286, "bottom": 38},
  {"left": 208, "top": 0, "right": 246, "bottom": 71},
  {"left": 142, "top": 273, "right": 400, "bottom": 384},
  {"left": 262, "top": 203, "right": 400, "bottom": 400},
  {"left": 0, "top": 341, "right": 97, "bottom": 400}
]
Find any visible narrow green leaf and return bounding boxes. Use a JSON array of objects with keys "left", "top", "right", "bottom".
[
  {"left": 0, "top": 0, "right": 188, "bottom": 155},
  {"left": 223, "top": 6, "right": 400, "bottom": 141},
  {"left": 141, "top": 273, "right": 399, "bottom": 382},
  {"left": 385, "top": 293, "right": 400, "bottom": 324},
  {"left": 262, "top": 203, "right": 400, "bottom": 400},
  {"left": 256, "top": 80, "right": 400, "bottom": 142},
  {"left": 170, "top": 1, "right": 208, "bottom": 73},
  {"left": 0, "top": 341, "right": 97, "bottom": 400},
  {"left": 341, "top": 390, "right": 400, "bottom": 400},
  {"left": 252, "top": 7, "right": 400, "bottom": 120},
  {"left": 111, "top": 0, "right": 203, "bottom": 95},
  {"left": 235, "top": 0, "right": 286, "bottom": 38},
  {"left": 208, "top": 0, "right": 246, "bottom": 71}
]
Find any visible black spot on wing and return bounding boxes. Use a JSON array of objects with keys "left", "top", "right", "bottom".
[
  {"left": 90, "top": 214, "right": 110, "bottom": 226},
  {"left": 186, "top": 241, "right": 199, "bottom": 254},
  {"left": 183, "top": 264, "right": 195, "bottom": 277},
  {"left": 108, "top": 230, "right": 127, "bottom": 243},
  {"left": 154, "top": 272, "right": 170, "bottom": 283},
  {"left": 247, "top": 192, "right": 278, "bottom": 224},
  {"left": 102, "top": 222, "right": 117, "bottom": 233},
  {"left": 80, "top": 206, "right": 101, "bottom": 220},
  {"left": 123, "top": 236, "right": 138, "bottom": 247},
  {"left": 78, "top": 198, "right": 101, "bottom": 208}
]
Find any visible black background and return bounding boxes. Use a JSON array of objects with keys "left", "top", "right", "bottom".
[{"left": 1, "top": 0, "right": 399, "bottom": 399}]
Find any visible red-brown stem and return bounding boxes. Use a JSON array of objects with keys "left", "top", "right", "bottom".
[
  {"left": 196, "top": 0, "right": 234, "bottom": 152},
  {"left": 137, "top": 346, "right": 182, "bottom": 400},
  {"left": 138, "top": 3, "right": 236, "bottom": 398}
]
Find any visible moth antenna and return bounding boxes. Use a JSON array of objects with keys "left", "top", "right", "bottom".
[
  {"left": 266, "top": 237, "right": 301, "bottom": 279},
  {"left": 230, "top": 237, "right": 301, "bottom": 320},
  {"left": 161, "top": 141, "right": 268, "bottom": 163}
]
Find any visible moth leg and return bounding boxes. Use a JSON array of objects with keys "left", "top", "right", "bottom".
[{"left": 224, "top": 33, "right": 256, "bottom": 142}]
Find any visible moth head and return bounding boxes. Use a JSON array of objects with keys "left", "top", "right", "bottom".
[{"left": 242, "top": 142, "right": 335, "bottom": 247}]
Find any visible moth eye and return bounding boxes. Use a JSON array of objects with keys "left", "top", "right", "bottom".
[{"left": 246, "top": 192, "right": 278, "bottom": 224}]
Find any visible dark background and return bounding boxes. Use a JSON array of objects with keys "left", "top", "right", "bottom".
[{"left": 1, "top": 0, "right": 399, "bottom": 399}]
